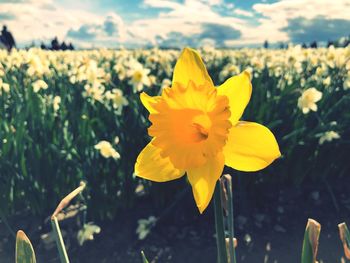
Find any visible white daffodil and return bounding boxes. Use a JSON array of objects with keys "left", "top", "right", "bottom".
[
  {"left": 32, "top": 79, "right": 48, "bottom": 93},
  {"left": 94, "top": 140, "right": 120, "bottom": 160},
  {"left": 105, "top": 88, "right": 128, "bottom": 114},
  {"left": 319, "top": 131, "right": 340, "bottom": 145},
  {"left": 298, "top": 88, "right": 323, "bottom": 114}
]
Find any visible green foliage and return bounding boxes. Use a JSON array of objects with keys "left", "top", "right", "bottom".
[
  {"left": 338, "top": 222, "right": 350, "bottom": 259},
  {"left": 141, "top": 251, "right": 149, "bottom": 263},
  {"left": 301, "top": 219, "right": 321, "bottom": 263},
  {"left": 0, "top": 47, "right": 349, "bottom": 219},
  {"left": 15, "top": 230, "right": 36, "bottom": 263}
]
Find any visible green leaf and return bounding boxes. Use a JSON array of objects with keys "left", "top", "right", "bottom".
[
  {"left": 16, "top": 230, "right": 36, "bottom": 263},
  {"left": 301, "top": 219, "right": 321, "bottom": 263},
  {"left": 141, "top": 251, "right": 149, "bottom": 263},
  {"left": 338, "top": 222, "right": 350, "bottom": 259}
]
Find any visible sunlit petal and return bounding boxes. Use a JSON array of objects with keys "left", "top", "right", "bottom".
[
  {"left": 140, "top": 92, "right": 161, "bottom": 114},
  {"left": 135, "top": 140, "right": 185, "bottom": 182},
  {"left": 224, "top": 121, "right": 280, "bottom": 171},
  {"left": 172, "top": 47, "right": 213, "bottom": 88},
  {"left": 187, "top": 152, "right": 224, "bottom": 213},
  {"left": 217, "top": 71, "right": 252, "bottom": 125}
]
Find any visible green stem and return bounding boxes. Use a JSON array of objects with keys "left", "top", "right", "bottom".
[
  {"left": 51, "top": 217, "right": 70, "bottom": 263},
  {"left": 0, "top": 208, "right": 16, "bottom": 239},
  {"left": 225, "top": 176, "right": 237, "bottom": 263},
  {"left": 213, "top": 182, "right": 228, "bottom": 263}
]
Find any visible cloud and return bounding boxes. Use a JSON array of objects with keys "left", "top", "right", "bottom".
[
  {"left": 0, "top": 11, "right": 16, "bottom": 20},
  {"left": 233, "top": 8, "right": 254, "bottom": 17},
  {"left": 67, "top": 24, "right": 97, "bottom": 40},
  {"left": 199, "top": 23, "right": 241, "bottom": 43},
  {"left": 2, "top": 0, "right": 350, "bottom": 48},
  {"left": 283, "top": 16, "right": 350, "bottom": 43},
  {"left": 66, "top": 13, "right": 127, "bottom": 48},
  {"left": 254, "top": 0, "right": 350, "bottom": 20},
  {"left": 130, "top": 0, "right": 246, "bottom": 46},
  {"left": 0, "top": 0, "right": 103, "bottom": 46},
  {"left": 250, "top": 0, "right": 350, "bottom": 44},
  {"left": 156, "top": 23, "right": 241, "bottom": 48}
]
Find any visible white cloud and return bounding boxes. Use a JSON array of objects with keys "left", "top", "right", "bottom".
[
  {"left": 66, "top": 12, "right": 129, "bottom": 48},
  {"left": 253, "top": 0, "right": 350, "bottom": 20},
  {"left": 233, "top": 8, "right": 254, "bottom": 17},
  {"left": 245, "top": 0, "right": 350, "bottom": 45},
  {"left": 130, "top": 0, "right": 245, "bottom": 46},
  {"left": 0, "top": 0, "right": 104, "bottom": 46},
  {"left": 1, "top": 0, "right": 350, "bottom": 48}
]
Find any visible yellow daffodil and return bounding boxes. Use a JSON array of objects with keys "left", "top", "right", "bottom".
[{"left": 135, "top": 48, "right": 280, "bottom": 213}]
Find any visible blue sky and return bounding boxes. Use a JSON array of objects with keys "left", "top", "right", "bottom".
[{"left": 0, "top": 0, "right": 349, "bottom": 48}]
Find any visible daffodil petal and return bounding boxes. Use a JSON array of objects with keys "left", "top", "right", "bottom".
[
  {"left": 187, "top": 152, "right": 224, "bottom": 214},
  {"left": 224, "top": 121, "right": 281, "bottom": 172},
  {"left": 217, "top": 71, "right": 252, "bottom": 124},
  {"left": 135, "top": 140, "right": 185, "bottom": 182},
  {"left": 140, "top": 92, "right": 161, "bottom": 114},
  {"left": 172, "top": 47, "right": 213, "bottom": 88}
]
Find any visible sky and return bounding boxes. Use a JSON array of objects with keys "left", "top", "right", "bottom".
[{"left": 0, "top": 0, "right": 349, "bottom": 48}]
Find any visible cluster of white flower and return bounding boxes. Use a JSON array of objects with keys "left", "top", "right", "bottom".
[
  {"left": 136, "top": 216, "right": 157, "bottom": 240},
  {"left": 94, "top": 140, "right": 120, "bottom": 160},
  {"left": 297, "top": 88, "right": 323, "bottom": 114},
  {"left": 32, "top": 79, "right": 48, "bottom": 93}
]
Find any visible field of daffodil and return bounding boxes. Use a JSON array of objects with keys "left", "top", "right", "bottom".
[{"left": 0, "top": 46, "right": 349, "bottom": 219}]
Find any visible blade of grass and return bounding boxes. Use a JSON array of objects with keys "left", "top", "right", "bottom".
[
  {"left": 338, "top": 222, "right": 350, "bottom": 260},
  {"left": 16, "top": 230, "right": 36, "bottom": 263},
  {"left": 51, "top": 181, "right": 86, "bottom": 263},
  {"left": 141, "top": 251, "right": 149, "bottom": 263},
  {"left": 301, "top": 218, "right": 321, "bottom": 263}
]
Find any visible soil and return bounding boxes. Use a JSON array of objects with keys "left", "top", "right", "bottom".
[{"left": 1, "top": 176, "right": 349, "bottom": 263}]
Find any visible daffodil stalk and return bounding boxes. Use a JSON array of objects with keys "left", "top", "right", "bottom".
[
  {"left": 51, "top": 217, "right": 70, "bottom": 263},
  {"left": 213, "top": 182, "right": 228, "bottom": 263},
  {"left": 222, "top": 174, "right": 236, "bottom": 263}
]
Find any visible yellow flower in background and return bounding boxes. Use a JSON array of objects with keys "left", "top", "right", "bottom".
[
  {"left": 94, "top": 141, "right": 120, "bottom": 160},
  {"left": 53, "top": 96, "right": 61, "bottom": 112},
  {"left": 105, "top": 88, "right": 128, "bottom": 114},
  {"left": 135, "top": 48, "right": 280, "bottom": 213},
  {"left": 298, "top": 87, "right": 323, "bottom": 114},
  {"left": 0, "top": 78, "right": 10, "bottom": 94},
  {"left": 32, "top": 79, "right": 48, "bottom": 93}
]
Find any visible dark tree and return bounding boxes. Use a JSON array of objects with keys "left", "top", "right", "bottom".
[
  {"left": 40, "top": 42, "right": 47, "bottom": 50},
  {"left": 51, "top": 37, "right": 60, "bottom": 50},
  {"left": 68, "top": 43, "right": 75, "bottom": 50},
  {"left": 310, "top": 41, "right": 317, "bottom": 49},
  {"left": 0, "top": 25, "right": 16, "bottom": 51},
  {"left": 60, "top": 41, "right": 68, "bottom": 51},
  {"left": 327, "top": 40, "right": 334, "bottom": 47},
  {"left": 263, "top": 40, "right": 269, "bottom": 49}
]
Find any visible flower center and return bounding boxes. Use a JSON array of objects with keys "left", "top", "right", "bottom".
[
  {"left": 148, "top": 82, "right": 231, "bottom": 169},
  {"left": 192, "top": 114, "right": 211, "bottom": 142},
  {"left": 133, "top": 71, "right": 143, "bottom": 82}
]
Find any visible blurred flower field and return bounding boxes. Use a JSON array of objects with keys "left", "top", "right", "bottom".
[{"left": 0, "top": 46, "right": 349, "bottom": 221}]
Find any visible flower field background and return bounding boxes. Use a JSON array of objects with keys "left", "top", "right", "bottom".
[{"left": 1, "top": 46, "right": 350, "bottom": 262}]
